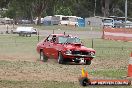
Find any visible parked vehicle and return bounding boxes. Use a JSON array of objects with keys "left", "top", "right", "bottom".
[
  {"left": 55, "top": 15, "right": 80, "bottom": 26},
  {"left": 102, "top": 16, "right": 132, "bottom": 28},
  {"left": 14, "top": 27, "right": 37, "bottom": 37},
  {"left": 102, "top": 18, "right": 115, "bottom": 27},
  {"left": 36, "top": 34, "right": 96, "bottom": 65}
]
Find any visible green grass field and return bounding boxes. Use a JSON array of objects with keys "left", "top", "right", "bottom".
[{"left": 0, "top": 34, "right": 132, "bottom": 88}]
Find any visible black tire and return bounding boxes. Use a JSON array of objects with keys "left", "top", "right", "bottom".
[
  {"left": 40, "top": 50, "right": 48, "bottom": 62},
  {"left": 19, "top": 33, "right": 21, "bottom": 36},
  {"left": 26, "top": 33, "right": 31, "bottom": 37},
  {"left": 86, "top": 60, "right": 91, "bottom": 65},
  {"left": 58, "top": 52, "right": 64, "bottom": 64},
  {"left": 29, "top": 33, "right": 31, "bottom": 37},
  {"left": 26, "top": 34, "right": 28, "bottom": 37},
  {"left": 75, "top": 60, "right": 80, "bottom": 64}
]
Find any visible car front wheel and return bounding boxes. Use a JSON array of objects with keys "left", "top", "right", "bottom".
[
  {"left": 40, "top": 50, "right": 48, "bottom": 62},
  {"left": 86, "top": 60, "right": 91, "bottom": 65},
  {"left": 58, "top": 52, "right": 64, "bottom": 64}
]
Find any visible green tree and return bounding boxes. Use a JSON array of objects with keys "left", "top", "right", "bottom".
[
  {"left": 72, "top": 0, "right": 95, "bottom": 17},
  {"left": 2, "top": 0, "right": 132, "bottom": 22},
  {"left": 0, "top": 0, "right": 11, "bottom": 8},
  {"left": 55, "top": 6, "right": 72, "bottom": 16},
  {"left": 31, "top": 0, "right": 48, "bottom": 25}
]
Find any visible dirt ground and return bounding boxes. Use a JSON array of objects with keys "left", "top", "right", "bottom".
[
  {"left": 0, "top": 54, "right": 90, "bottom": 83},
  {"left": 0, "top": 53, "right": 127, "bottom": 83},
  {"left": 0, "top": 24, "right": 127, "bottom": 83}
]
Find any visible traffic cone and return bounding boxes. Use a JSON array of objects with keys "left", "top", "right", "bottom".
[
  {"left": 81, "top": 68, "right": 88, "bottom": 77},
  {"left": 128, "top": 52, "right": 132, "bottom": 77},
  {"left": 79, "top": 68, "right": 90, "bottom": 86}
]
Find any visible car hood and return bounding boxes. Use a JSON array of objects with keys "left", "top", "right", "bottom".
[{"left": 64, "top": 43, "right": 95, "bottom": 52}]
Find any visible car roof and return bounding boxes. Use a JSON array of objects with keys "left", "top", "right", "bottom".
[
  {"left": 51, "top": 34, "right": 65, "bottom": 36},
  {"left": 50, "top": 34, "right": 78, "bottom": 38}
]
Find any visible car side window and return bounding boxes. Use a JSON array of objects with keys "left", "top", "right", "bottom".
[
  {"left": 46, "top": 35, "right": 57, "bottom": 43},
  {"left": 47, "top": 35, "right": 53, "bottom": 41}
]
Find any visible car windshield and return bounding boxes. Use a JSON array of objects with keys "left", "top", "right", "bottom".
[
  {"left": 103, "top": 19, "right": 113, "bottom": 23},
  {"left": 58, "top": 36, "right": 81, "bottom": 44}
]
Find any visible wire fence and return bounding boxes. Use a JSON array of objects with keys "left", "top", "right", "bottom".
[
  {"left": 82, "top": 38, "right": 132, "bottom": 60},
  {"left": 0, "top": 34, "right": 132, "bottom": 60}
]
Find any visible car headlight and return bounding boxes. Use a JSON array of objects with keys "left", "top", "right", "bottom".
[
  {"left": 90, "top": 52, "right": 95, "bottom": 57},
  {"left": 65, "top": 50, "right": 72, "bottom": 54}
]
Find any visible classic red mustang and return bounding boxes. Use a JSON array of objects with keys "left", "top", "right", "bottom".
[{"left": 36, "top": 34, "right": 95, "bottom": 65}]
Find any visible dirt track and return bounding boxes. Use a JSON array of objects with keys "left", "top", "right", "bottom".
[
  {"left": 0, "top": 24, "right": 102, "bottom": 83},
  {"left": 0, "top": 54, "right": 94, "bottom": 83},
  {"left": 0, "top": 53, "right": 126, "bottom": 83},
  {"left": 0, "top": 24, "right": 124, "bottom": 83}
]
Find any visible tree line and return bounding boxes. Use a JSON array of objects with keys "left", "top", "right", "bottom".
[{"left": 0, "top": 0, "right": 132, "bottom": 24}]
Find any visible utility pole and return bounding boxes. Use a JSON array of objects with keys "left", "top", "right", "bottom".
[
  {"left": 94, "top": 0, "right": 97, "bottom": 17},
  {"left": 125, "top": 0, "right": 127, "bottom": 28}
]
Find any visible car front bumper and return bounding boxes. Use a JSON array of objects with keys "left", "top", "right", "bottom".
[
  {"left": 62, "top": 53, "right": 95, "bottom": 61},
  {"left": 65, "top": 53, "right": 95, "bottom": 58}
]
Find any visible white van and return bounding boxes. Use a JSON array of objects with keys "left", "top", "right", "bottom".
[
  {"left": 14, "top": 27, "right": 37, "bottom": 37},
  {"left": 55, "top": 15, "right": 79, "bottom": 26}
]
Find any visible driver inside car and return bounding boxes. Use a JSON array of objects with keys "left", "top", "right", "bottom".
[{"left": 52, "top": 36, "right": 56, "bottom": 42}]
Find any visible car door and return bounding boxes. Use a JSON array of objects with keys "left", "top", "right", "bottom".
[
  {"left": 50, "top": 42, "right": 59, "bottom": 59},
  {"left": 43, "top": 35, "right": 53, "bottom": 57},
  {"left": 48, "top": 35, "right": 58, "bottom": 59},
  {"left": 50, "top": 36, "right": 65, "bottom": 59}
]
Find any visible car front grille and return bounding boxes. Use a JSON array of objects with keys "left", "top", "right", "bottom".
[{"left": 72, "top": 51, "right": 89, "bottom": 55}]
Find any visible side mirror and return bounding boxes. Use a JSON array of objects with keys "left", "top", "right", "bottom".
[
  {"left": 44, "top": 39, "right": 47, "bottom": 42},
  {"left": 81, "top": 41, "right": 85, "bottom": 46}
]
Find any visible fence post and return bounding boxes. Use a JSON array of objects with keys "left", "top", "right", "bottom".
[
  {"left": 38, "top": 31, "right": 39, "bottom": 42},
  {"left": 6, "top": 24, "right": 9, "bottom": 34},
  {"left": 53, "top": 29, "right": 54, "bottom": 34},
  {"left": 122, "top": 46, "right": 124, "bottom": 50},
  {"left": 102, "top": 29, "right": 104, "bottom": 39},
  {"left": 92, "top": 38, "right": 94, "bottom": 48}
]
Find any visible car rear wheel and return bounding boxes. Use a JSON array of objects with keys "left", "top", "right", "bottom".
[
  {"left": 40, "top": 50, "right": 48, "bottom": 62},
  {"left": 85, "top": 60, "right": 91, "bottom": 65},
  {"left": 58, "top": 52, "right": 64, "bottom": 64}
]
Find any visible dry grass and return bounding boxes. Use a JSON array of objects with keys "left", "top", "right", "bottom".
[{"left": 0, "top": 34, "right": 132, "bottom": 88}]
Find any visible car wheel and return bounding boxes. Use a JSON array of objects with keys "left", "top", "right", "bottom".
[
  {"left": 26, "top": 34, "right": 28, "bottom": 37},
  {"left": 40, "top": 50, "right": 48, "bottom": 62},
  {"left": 58, "top": 52, "right": 64, "bottom": 64},
  {"left": 75, "top": 60, "right": 80, "bottom": 63},
  {"left": 86, "top": 60, "right": 91, "bottom": 65},
  {"left": 29, "top": 33, "right": 31, "bottom": 37},
  {"left": 19, "top": 33, "right": 21, "bottom": 36}
]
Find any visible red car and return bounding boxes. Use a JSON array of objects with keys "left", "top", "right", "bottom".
[{"left": 36, "top": 34, "right": 95, "bottom": 65}]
